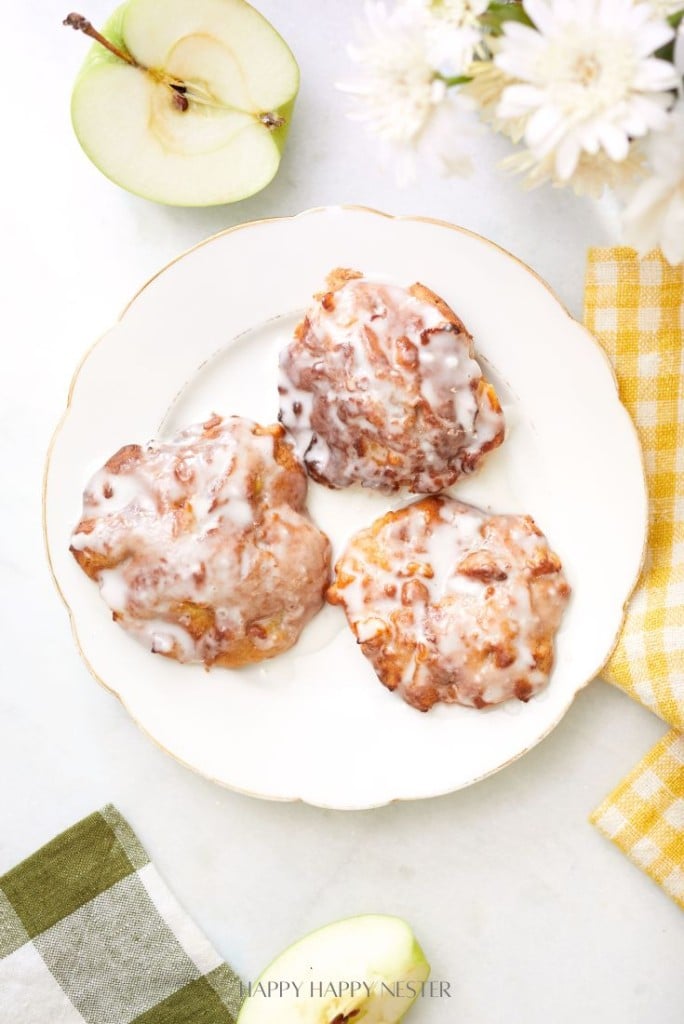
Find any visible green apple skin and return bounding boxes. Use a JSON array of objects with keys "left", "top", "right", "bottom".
[
  {"left": 237, "top": 914, "right": 431, "bottom": 1024},
  {"left": 70, "top": 0, "right": 299, "bottom": 206}
]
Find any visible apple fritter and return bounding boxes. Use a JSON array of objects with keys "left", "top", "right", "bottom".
[
  {"left": 71, "top": 415, "right": 331, "bottom": 667},
  {"left": 328, "top": 496, "right": 570, "bottom": 711},
  {"left": 278, "top": 269, "right": 505, "bottom": 493}
]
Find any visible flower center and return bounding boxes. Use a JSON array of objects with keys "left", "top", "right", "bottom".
[
  {"left": 541, "top": 27, "right": 637, "bottom": 116},
  {"left": 573, "top": 53, "right": 600, "bottom": 87}
]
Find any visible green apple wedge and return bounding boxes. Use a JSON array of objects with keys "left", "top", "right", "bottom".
[
  {"left": 237, "top": 915, "right": 431, "bottom": 1024},
  {"left": 65, "top": 0, "right": 299, "bottom": 205}
]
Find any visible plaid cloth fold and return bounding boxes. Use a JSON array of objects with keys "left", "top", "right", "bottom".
[
  {"left": 584, "top": 248, "right": 684, "bottom": 910},
  {"left": 0, "top": 805, "right": 242, "bottom": 1023},
  {"left": 590, "top": 732, "right": 684, "bottom": 907}
]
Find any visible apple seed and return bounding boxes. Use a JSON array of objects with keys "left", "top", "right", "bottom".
[{"left": 170, "top": 84, "right": 190, "bottom": 113}]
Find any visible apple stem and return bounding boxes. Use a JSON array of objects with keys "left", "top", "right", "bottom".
[{"left": 63, "top": 13, "right": 140, "bottom": 68}]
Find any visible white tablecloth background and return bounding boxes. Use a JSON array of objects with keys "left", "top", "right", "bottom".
[{"left": 1, "top": 3, "right": 681, "bottom": 1021}]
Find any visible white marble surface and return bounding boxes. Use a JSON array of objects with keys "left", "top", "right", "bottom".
[{"left": 1, "top": 1, "right": 682, "bottom": 1021}]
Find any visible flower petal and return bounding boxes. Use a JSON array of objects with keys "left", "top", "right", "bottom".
[
  {"left": 555, "top": 134, "right": 581, "bottom": 179},
  {"left": 522, "top": 0, "right": 556, "bottom": 34},
  {"left": 632, "top": 57, "right": 680, "bottom": 92},
  {"left": 502, "top": 20, "right": 548, "bottom": 45},
  {"left": 627, "top": 93, "right": 672, "bottom": 134},
  {"left": 597, "top": 121, "right": 630, "bottom": 161},
  {"left": 578, "top": 121, "right": 602, "bottom": 154},
  {"left": 497, "top": 83, "right": 546, "bottom": 118},
  {"left": 495, "top": 43, "right": 545, "bottom": 83},
  {"left": 632, "top": 19, "right": 674, "bottom": 59},
  {"left": 525, "top": 103, "right": 566, "bottom": 151}
]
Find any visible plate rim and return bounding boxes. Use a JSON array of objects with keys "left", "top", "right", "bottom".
[{"left": 42, "top": 204, "right": 649, "bottom": 809}]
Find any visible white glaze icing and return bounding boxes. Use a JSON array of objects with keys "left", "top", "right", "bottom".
[
  {"left": 71, "top": 416, "right": 331, "bottom": 667},
  {"left": 279, "top": 272, "right": 505, "bottom": 493},
  {"left": 328, "top": 496, "right": 570, "bottom": 710}
]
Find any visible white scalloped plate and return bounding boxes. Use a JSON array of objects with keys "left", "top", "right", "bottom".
[{"left": 44, "top": 206, "right": 647, "bottom": 809}]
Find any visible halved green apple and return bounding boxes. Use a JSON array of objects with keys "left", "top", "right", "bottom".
[
  {"left": 237, "top": 915, "right": 430, "bottom": 1024},
  {"left": 66, "top": 0, "right": 299, "bottom": 205}
]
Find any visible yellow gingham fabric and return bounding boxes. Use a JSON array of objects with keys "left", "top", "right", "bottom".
[
  {"left": 590, "top": 732, "right": 684, "bottom": 909},
  {"left": 584, "top": 248, "right": 684, "bottom": 909}
]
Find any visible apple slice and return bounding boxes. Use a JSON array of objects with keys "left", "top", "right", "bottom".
[
  {"left": 238, "top": 915, "right": 430, "bottom": 1024},
  {"left": 65, "top": 0, "right": 299, "bottom": 205}
]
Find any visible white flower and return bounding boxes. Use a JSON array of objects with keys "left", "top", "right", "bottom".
[
  {"left": 338, "top": 1, "right": 478, "bottom": 183},
  {"left": 623, "top": 100, "right": 684, "bottom": 264},
  {"left": 339, "top": 2, "right": 445, "bottom": 147},
  {"left": 494, "top": 0, "right": 678, "bottom": 181},
  {"left": 419, "top": 0, "right": 489, "bottom": 74}
]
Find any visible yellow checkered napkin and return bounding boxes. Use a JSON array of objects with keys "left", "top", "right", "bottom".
[
  {"left": 591, "top": 733, "right": 684, "bottom": 907},
  {"left": 584, "top": 248, "right": 684, "bottom": 909}
]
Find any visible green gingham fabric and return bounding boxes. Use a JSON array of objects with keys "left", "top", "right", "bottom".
[{"left": 0, "top": 805, "right": 243, "bottom": 1023}]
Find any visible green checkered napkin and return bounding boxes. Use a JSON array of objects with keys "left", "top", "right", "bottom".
[{"left": 0, "top": 805, "right": 242, "bottom": 1023}]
